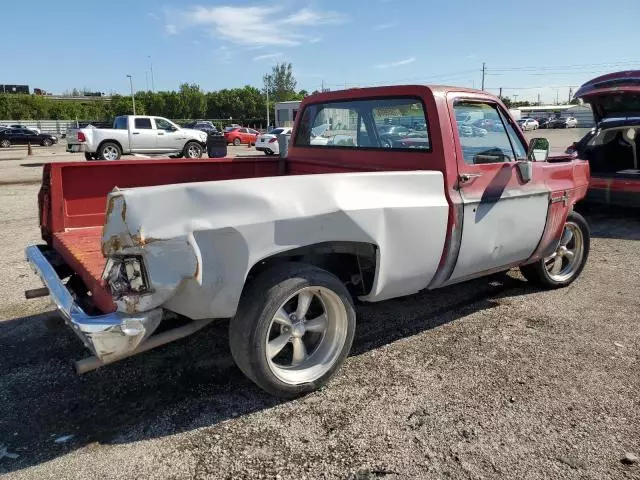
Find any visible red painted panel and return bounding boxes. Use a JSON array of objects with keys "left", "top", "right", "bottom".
[
  {"left": 52, "top": 227, "right": 115, "bottom": 313},
  {"left": 43, "top": 157, "right": 279, "bottom": 237}
]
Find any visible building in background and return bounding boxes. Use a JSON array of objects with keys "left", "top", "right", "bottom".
[
  {"left": 1, "top": 84, "right": 29, "bottom": 94},
  {"left": 274, "top": 101, "right": 301, "bottom": 128}
]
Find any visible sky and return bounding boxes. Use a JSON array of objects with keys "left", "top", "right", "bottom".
[{"left": 2, "top": 0, "right": 639, "bottom": 104}]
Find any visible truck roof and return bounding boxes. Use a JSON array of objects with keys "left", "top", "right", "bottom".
[{"left": 301, "top": 84, "right": 499, "bottom": 105}]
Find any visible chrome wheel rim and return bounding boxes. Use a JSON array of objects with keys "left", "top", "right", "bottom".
[
  {"left": 187, "top": 144, "right": 200, "bottom": 158},
  {"left": 544, "top": 221, "right": 584, "bottom": 282},
  {"left": 0, "top": 140, "right": 9, "bottom": 147},
  {"left": 266, "top": 286, "right": 348, "bottom": 385},
  {"left": 102, "top": 145, "right": 118, "bottom": 160}
]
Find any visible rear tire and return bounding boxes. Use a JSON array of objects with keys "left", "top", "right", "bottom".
[
  {"left": 265, "top": 150, "right": 275, "bottom": 156},
  {"left": 183, "top": 141, "right": 203, "bottom": 159},
  {"left": 233, "top": 138, "right": 241, "bottom": 147},
  {"left": 98, "top": 142, "right": 121, "bottom": 160},
  {"left": 84, "top": 152, "right": 95, "bottom": 161},
  {"left": 229, "top": 263, "right": 356, "bottom": 398},
  {"left": 520, "top": 211, "right": 590, "bottom": 288}
]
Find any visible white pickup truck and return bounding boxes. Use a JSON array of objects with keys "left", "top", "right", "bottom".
[
  {"left": 67, "top": 115, "right": 208, "bottom": 160},
  {"left": 27, "top": 85, "right": 591, "bottom": 398}
]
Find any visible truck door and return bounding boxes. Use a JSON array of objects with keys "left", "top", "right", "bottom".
[
  {"left": 130, "top": 117, "right": 157, "bottom": 152},
  {"left": 447, "top": 98, "right": 549, "bottom": 282},
  {"left": 154, "top": 117, "right": 184, "bottom": 152}
]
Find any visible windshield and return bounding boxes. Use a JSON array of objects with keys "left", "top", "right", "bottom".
[{"left": 268, "top": 128, "right": 285, "bottom": 135}]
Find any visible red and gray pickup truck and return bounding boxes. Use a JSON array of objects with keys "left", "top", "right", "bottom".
[{"left": 25, "top": 85, "right": 591, "bottom": 398}]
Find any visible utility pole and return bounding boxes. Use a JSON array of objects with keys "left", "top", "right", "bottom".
[
  {"left": 499, "top": 87, "right": 502, "bottom": 99},
  {"left": 321, "top": 79, "right": 325, "bottom": 92},
  {"left": 265, "top": 77, "right": 270, "bottom": 129},
  {"left": 126, "top": 75, "right": 136, "bottom": 115},
  {"left": 513, "top": 94, "right": 518, "bottom": 105},
  {"left": 145, "top": 71, "right": 149, "bottom": 92},
  {"left": 568, "top": 87, "right": 573, "bottom": 103},
  {"left": 148, "top": 56, "right": 155, "bottom": 92},
  {"left": 555, "top": 88, "right": 559, "bottom": 105},
  {"left": 481, "top": 62, "right": 486, "bottom": 91},
  {"left": 537, "top": 93, "right": 541, "bottom": 105}
]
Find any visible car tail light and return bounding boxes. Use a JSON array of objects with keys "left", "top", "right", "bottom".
[
  {"left": 269, "top": 137, "right": 277, "bottom": 143},
  {"left": 77, "top": 131, "right": 86, "bottom": 142}
]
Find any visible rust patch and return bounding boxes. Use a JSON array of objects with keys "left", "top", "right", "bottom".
[
  {"left": 121, "top": 201, "right": 127, "bottom": 222},
  {"left": 102, "top": 234, "right": 124, "bottom": 255},
  {"left": 131, "top": 227, "right": 161, "bottom": 247},
  {"left": 105, "top": 197, "right": 115, "bottom": 218}
]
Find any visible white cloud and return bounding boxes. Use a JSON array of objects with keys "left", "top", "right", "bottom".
[
  {"left": 252, "top": 52, "right": 283, "bottom": 61},
  {"left": 375, "top": 56, "right": 416, "bottom": 69},
  {"left": 373, "top": 22, "right": 396, "bottom": 30},
  {"left": 165, "top": 23, "right": 178, "bottom": 35},
  {"left": 165, "top": 5, "right": 345, "bottom": 47},
  {"left": 213, "top": 46, "right": 233, "bottom": 63}
]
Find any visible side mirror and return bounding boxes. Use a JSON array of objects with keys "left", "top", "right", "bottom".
[{"left": 527, "top": 137, "right": 549, "bottom": 162}]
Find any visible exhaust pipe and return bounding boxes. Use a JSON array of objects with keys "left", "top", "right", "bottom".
[{"left": 75, "top": 319, "right": 213, "bottom": 374}]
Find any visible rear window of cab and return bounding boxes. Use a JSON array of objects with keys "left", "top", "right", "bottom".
[{"left": 294, "top": 97, "right": 430, "bottom": 151}]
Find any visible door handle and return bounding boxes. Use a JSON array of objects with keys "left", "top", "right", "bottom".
[
  {"left": 132, "top": 132, "right": 140, "bottom": 135},
  {"left": 459, "top": 173, "right": 483, "bottom": 183},
  {"left": 157, "top": 132, "right": 164, "bottom": 135}
]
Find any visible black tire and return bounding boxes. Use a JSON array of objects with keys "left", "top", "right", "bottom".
[
  {"left": 0, "top": 139, "right": 10, "bottom": 148},
  {"left": 265, "top": 150, "right": 275, "bottom": 156},
  {"left": 229, "top": 262, "right": 356, "bottom": 398},
  {"left": 183, "top": 141, "right": 203, "bottom": 159},
  {"left": 41, "top": 138, "right": 52, "bottom": 147},
  {"left": 233, "top": 138, "right": 241, "bottom": 147},
  {"left": 84, "top": 152, "right": 94, "bottom": 161},
  {"left": 98, "top": 142, "right": 121, "bottom": 160},
  {"left": 520, "top": 211, "right": 590, "bottom": 288}
]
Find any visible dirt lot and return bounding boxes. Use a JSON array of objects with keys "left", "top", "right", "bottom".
[{"left": 1, "top": 128, "right": 639, "bottom": 479}]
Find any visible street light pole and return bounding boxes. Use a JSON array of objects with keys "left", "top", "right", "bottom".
[
  {"left": 148, "top": 56, "right": 155, "bottom": 92},
  {"left": 126, "top": 75, "right": 136, "bottom": 115}
]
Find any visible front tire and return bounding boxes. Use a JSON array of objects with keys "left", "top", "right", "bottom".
[
  {"left": 229, "top": 263, "right": 356, "bottom": 398},
  {"left": 183, "top": 141, "right": 203, "bottom": 159},
  {"left": 84, "top": 152, "right": 95, "bottom": 161},
  {"left": 233, "top": 138, "right": 241, "bottom": 147},
  {"left": 520, "top": 211, "right": 590, "bottom": 288},
  {"left": 0, "top": 139, "right": 10, "bottom": 148},
  {"left": 98, "top": 142, "right": 121, "bottom": 160},
  {"left": 41, "top": 138, "right": 52, "bottom": 147}
]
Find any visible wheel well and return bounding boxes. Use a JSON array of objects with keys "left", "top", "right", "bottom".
[
  {"left": 246, "top": 242, "right": 377, "bottom": 297},
  {"left": 97, "top": 139, "right": 123, "bottom": 153}
]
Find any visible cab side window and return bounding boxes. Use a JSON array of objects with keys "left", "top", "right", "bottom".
[
  {"left": 454, "top": 102, "right": 519, "bottom": 164},
  {"left": 134, "top": 118, "right": 152, "bottom": 129}
]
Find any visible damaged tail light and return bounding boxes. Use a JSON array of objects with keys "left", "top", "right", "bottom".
[{"left": 103, "top": 256, "right": 150, "bottom": 298}]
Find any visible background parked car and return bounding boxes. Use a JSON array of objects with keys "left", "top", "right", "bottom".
[
  {"left": 255, "top": 127, "right": 292, "bottom": 155},
  {"left": 10, "top": 124, "right": 40, "bottom": 134},
  {"left": 518, "top": 118, "right": 539, "bottom": 131},
  {"left": 0, "top": 128, "right": 57, "bottom": 147},
  {"left": 548, "top": 116, "right": 578, "bottom": 128},
  {"left": 224, "top": 127, "right": 259, "bottom": 146},
  {"left": 183, "top": 120, "right": 219, "bottom": 135}
]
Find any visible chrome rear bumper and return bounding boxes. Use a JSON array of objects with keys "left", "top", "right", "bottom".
[{"left": 25, "top": 245, "right": 162, "bottom": 361}]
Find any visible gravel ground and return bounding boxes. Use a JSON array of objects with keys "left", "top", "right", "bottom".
[{"left": 1, "top": 128, "right": 639, "bottom": 479}]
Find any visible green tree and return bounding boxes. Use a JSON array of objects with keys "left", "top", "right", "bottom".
[{"left": 263, "top": 62, "right": 298, "bottom": 103}]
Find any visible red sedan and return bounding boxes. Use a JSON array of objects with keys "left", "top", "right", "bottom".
[{"left": 224, "top": 127, "right": 259, "bottom": 146}]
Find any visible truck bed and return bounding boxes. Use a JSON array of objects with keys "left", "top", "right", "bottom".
[{"left": 41, "top": 157, "right": 281, "bottom": 312}]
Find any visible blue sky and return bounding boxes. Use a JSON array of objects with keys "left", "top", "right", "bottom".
[{"left": 2, "top": 0, "right": 639, "bottom": 103}]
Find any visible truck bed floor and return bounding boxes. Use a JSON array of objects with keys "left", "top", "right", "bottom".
[{"left": 52, "top": 227, "right": 115, "bottom": 313}]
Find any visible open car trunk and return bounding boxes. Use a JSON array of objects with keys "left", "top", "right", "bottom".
[{"left": 573, "top": 71, "right": 640, "bottom": 206}]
